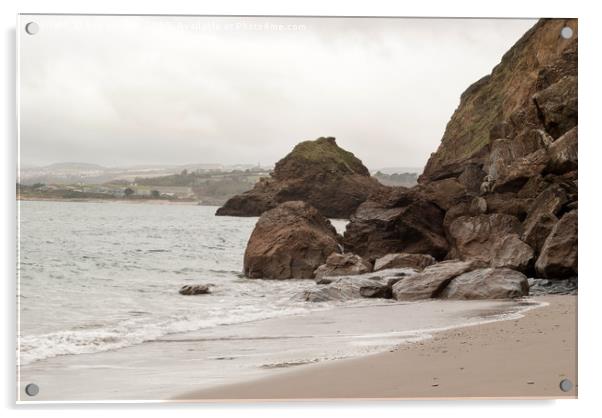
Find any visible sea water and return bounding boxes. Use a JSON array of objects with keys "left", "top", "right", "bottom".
[
  {"left": 17, "top": 200, "right": 353, "bottom": 365},
  {"left": 17, "top": 200, "right": 543, "bottom": 400}
]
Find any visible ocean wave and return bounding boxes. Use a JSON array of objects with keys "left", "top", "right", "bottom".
[{"left": 18, "top": 304, "right": 318, "bottom": 365}]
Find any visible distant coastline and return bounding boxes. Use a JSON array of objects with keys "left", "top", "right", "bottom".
[{"left": 17, "top": 196, "right": 203, "bottom": 205}]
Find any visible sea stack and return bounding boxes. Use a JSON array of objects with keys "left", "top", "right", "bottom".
[{"left": 216, "top": 137, "right": 388, "bottom": 218}]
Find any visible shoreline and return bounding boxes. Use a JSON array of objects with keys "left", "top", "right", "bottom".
[
  {"left": 175, "top": 295, "right": 577, "bottom": 401},
  {"left": 18, "top": 298, "right": 542, "bottom": 401}
]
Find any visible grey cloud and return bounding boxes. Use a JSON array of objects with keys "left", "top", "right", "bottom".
[{"left": 19, "top": 15, "right": 536, "bottom": 170}]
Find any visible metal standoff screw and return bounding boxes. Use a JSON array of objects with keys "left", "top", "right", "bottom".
[
  {"left": 25, "top": 383, "right": 39, "bottom": 397},
  {"left": 559, "top": 378, "right": 573, "bottom": 392},
  {"left": 25, "top": 22, "right": 39, "bottom": 35}
]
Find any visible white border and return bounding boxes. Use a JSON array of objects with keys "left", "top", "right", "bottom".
[{"left": 3, "top": 0, "right": 601, "bottom": 416}]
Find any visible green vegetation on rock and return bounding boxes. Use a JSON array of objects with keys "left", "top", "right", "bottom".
[{"left": 275, "top": 137, "right": 370, "bottom": 178}]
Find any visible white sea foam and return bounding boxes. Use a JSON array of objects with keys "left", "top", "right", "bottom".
[{"left": 19, "top": 304, "right": 325, "bottom": 365}]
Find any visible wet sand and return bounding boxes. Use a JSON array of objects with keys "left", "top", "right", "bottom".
[
  {"left": 178, "top": 295, "right": 576, "bottom": 401},
  {"left": 18, "top": 298, "right": 540, "bottom": 401}
]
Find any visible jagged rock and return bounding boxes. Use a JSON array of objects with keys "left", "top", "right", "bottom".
[
  {"left": 520, "top": 184, "right": 569, "bottom": 252},
  {"left": 490, "top": 234, "right": 535, "bottom": 272},
  {"left": 418, "top": 178, "right": 468, "bottom": 211},
  {"left": 545, "top": 126, "right": 578, "bottom": 174},
  {"left": 458, "top": 164, "right": 487, "bottom": 195},
  {"left": 302, "top": 268, "right": 418, "bottom": 302},
  {"left": 302, "top": 277, "right": 390, "bottom": 302},
  {"left": 484, "top": 193, "right": 532, "bottom": 221},
  {"left": 343, "top": 198, "right": 448, "bottom": 261},
  {"left": 469, "top": 196, "right": 488, "bottom": 214},
  {"left": 517, "top": 175, "right": 551, "bottom": 198},
  {"left": 443, "top": 201, "right": 473, "bottom": 233},
  {"left": 392, "top": 260, "right": 482, "bottom": 301},
  {"left": 528, "top": 184, "right": 570, "bottom": 216},
  {"left": 533, "top": 75, "right": 578, "bottom": 139},
  {"left": 420, "top": 19, "right": 577, "bottom": 184},
  {"left": 447, "top": 214, "right": 534, "bottom": 272},
  {"left": 373, "top": 253, "right": 436, "bottom": 272},
  {"left": 528, "top": 278, "right": 578, "bottom": 295},
  {"left": 535, "top": 210, "right": 578, "bottom": 278},
  {"left": 521, "top": 212, "right": 558, "bottom": 253},
  {"left": 487, "top": 130, "right": 552, "bottom": 189},
  {"left": 314, "top": 253, "right": 372, "bottom": 279},
  {"left": 492, "top": 148, "right": 550, "bottom": 193},
  {"left": 216, "top": 137, "right": 387, "bottom": 218},
  {"left": 243, "top": 201, "right": 340, "bottom": 279},
  {"left": 439, "top": 268, "right": 529, "bottom": 299},
  {"left": 179, "top": 284, "right": 211, "bottom": 295}
]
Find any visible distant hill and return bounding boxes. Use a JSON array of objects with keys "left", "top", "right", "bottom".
[{"left": 18, "top": 162, "right": 271, "bottom": 185}]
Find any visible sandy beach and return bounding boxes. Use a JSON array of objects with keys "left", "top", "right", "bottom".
[
  {"left": 19, "top": 296, "right": 554, "bottom": 401},
  {"left": 177, "top": 295, "right": 576, "bottom": 401}
]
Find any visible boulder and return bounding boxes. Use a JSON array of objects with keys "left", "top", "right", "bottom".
[
  {"left": 392, "top": 260, "right": 482, "bottom": 301},
  {"left": 418, "top": 178, "right": 468, "bottom": 211},
  {"left": 492, "top": 148, "right": 550, "bottom": 193},
  {"left": 314, "top": 252, "right": 372, "bottom": 279},
  {"left": 179, "top": 284, "right": 211, "bottom": 295},
  {"left": 470, "top": 196, "right": 488, "bottom": 214},
  {"left": 302, "top": 277, "right": 390, "bottom": 302},
  {"left": 443, "top": 201, "right": 472, "bottom": 233},
  {"left": 457, "top": 164, "right": 487, "bottom": 195},
  {"left": 343, "top": 199, "right": 448, "bottom": 261},
  {"left": 532, "top": 75, "right": 578, "bottom": 139},
  {"left": 528, "top": 278, "right": 577, "bottom": 295},
  {"left": 438, "top": 268, "right": 529, "bottom": 299},
  {"left": 521, "top": 212, "right": 558, "bottom": 253},
  {"left": 484, "top": 193, "right": 532, "bottom": 221},
  {"left": 517, "top": 175, "right": 551, "bottom": 199},
  {"left": 545, "top": 126, "right": 578, "bottom": 174},
  {"left": 243, "top": 201, "right": 340, "bottom": 279},
  {"left": 487, "top": 130, "right": 552, "bottom": 189},
  {"left": 535, "top": 210, "right": 578, "bottom": 278},
  {"left": 302, "top": 268, "right": 418, "bottom": 302},
  {"left": 520, "top": 184, "right": 570, "bottom": 252},
  {"left": 373, "top": 252, "right": 436, "bottom": 272},
  {"left": 448, "top": 214, "right": 534, "bottom": 272},
  {"left": 217, "top": 137, "right": 387, "bottom": 218},
  {"left": 490, "top": 235, "right": 535, "bottom": 272}
]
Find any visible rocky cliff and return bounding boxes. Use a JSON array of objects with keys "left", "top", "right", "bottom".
[
  {"left": 419, "top": 18, "right": 577, "bottom": 186},
  {"left": 216, "top": 137, "right": 387, "bottom": 218},
  {"left": 342, "top": 18, "right": 577, "bottom": 281}
]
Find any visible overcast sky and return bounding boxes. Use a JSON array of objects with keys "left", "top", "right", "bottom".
[{"left": 19, "top": 15, "right": 536, "bottom": 170}]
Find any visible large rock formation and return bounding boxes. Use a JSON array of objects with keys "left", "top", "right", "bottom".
[
  {"left": 342, "top": 19, "right": 577, "bottom": 282},
  {"left": 419, "top": 18, "right": 577, "bottom": 184},
  {"left": 243, "top": 201, "right": 340, "bottom": 279},
  {"left": 238, "top": 19, "right": 577, "bottom": 289},
  {"left": 216, "top": 137, "right": 387, "bottom": 218},
  {"left": 342, "top": 191, "right": 449, "bottom": 261}
]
